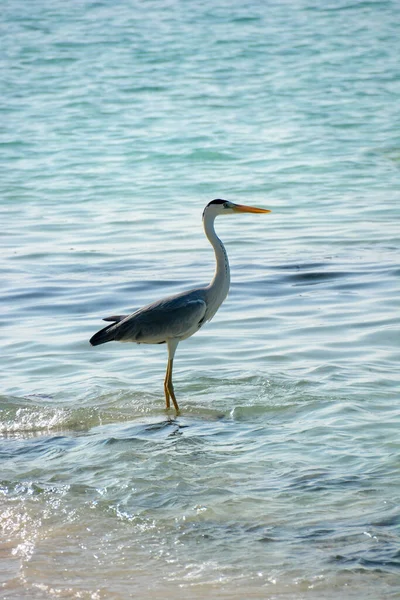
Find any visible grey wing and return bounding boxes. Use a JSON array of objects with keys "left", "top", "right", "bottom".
[{"left": 114, "top": 297, "right": 207, "bottom": 343}]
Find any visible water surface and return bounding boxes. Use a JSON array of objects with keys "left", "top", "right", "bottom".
[{"left": 1, "top": 0, "right": 400, "bottom": 598}]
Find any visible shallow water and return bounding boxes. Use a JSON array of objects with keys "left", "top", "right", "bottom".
[{"left": 1, "top": 0, "right": 400, "bottom": 598}]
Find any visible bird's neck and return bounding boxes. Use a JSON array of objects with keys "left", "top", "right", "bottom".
[{"left": 203, "top": 213, "right": 230, "bottom": 314}]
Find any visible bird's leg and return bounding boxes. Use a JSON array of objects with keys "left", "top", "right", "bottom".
[
  {"left": 164, "top": 361, "right": 171, "bottom": 409},
  {"left": 165, "top": 358, "right": 179, "bottom": 412},
  {"left": 165, "top": 339, "right": 180, "bottom": 412}
]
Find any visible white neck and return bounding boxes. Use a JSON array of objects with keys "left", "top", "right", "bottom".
[{"left": 203, "top": 211, "right": 230, "bottom": 319}]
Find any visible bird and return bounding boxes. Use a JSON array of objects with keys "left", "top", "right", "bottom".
[{"left": 90, "top": 199, "right": 271, "bottom": 411}]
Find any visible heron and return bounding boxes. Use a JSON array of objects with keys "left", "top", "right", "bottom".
[{"left": 90, "top": 199, "right": 271, "bottom": 411}]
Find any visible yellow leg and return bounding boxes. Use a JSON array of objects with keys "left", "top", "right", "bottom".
[
  {"left": 164, "top": 360, "right": 171, "bottom": 409},
  {"left": 164, "top": 358, "right": 179, "bottom": 412}
]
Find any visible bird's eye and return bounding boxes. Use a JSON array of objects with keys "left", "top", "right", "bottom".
[{"left": 223, "top": 202, "right": 230, "bottom": 209}]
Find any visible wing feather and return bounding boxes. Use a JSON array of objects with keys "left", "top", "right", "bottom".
[
  {"left": 113, "top": 292, "right": 207, "bottom": 344},
  {"left": 102, "top": 315, "right": 129, "bottom": 323}
]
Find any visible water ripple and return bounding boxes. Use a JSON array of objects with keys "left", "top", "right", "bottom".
[{"left": 1, "top": 0, "right": 399, "bottom": 597}]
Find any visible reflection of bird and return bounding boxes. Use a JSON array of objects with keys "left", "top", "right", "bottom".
[{"left": 90, "top": 199, "right": 271, "bottom": 411}]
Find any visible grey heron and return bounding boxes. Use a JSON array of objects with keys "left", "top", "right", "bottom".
[{"left": 90, "top": 199, "right": 271, "bottom": 411}]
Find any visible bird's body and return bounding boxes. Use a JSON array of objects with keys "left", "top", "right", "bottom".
[
  {"left": 90, "top": 288, "right": 208, "bottom": 346},
  {"left": 90, "top": 199, "right": 271, "bottom": 411}
]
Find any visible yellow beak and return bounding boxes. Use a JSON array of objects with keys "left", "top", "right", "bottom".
[{"left": 233, "top": 204, "right": 271, "bottom": 214}]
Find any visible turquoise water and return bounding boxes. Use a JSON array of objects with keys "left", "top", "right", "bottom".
[{"left": 1, "top": 0, "right": 400, "bottom": 598}]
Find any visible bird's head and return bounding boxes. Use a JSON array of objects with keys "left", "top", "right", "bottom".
[{"left": 203, "top": 199, "right": 271, "bottom": 219}]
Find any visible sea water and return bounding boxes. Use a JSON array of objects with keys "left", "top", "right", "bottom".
[{"left": 1, "top": 0, "right": 399, "bottom": 598}]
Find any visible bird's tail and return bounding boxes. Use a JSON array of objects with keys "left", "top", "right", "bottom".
[
  {"left": 90, "top": 314, "right": 128, "bottom": 346},
  {"left": 90, "top": 323, "right": 117, "bottom": 346}
]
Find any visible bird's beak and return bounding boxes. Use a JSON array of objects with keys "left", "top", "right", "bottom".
[{"left": 233, "top": 204, "right": 271, "bottom": 214}]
